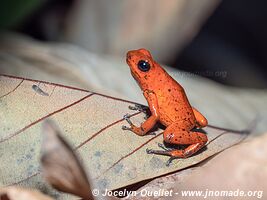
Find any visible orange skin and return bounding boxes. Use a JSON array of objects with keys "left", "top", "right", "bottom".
[{"left": 122, "top": 48, "right": 208, "bottom": 165}]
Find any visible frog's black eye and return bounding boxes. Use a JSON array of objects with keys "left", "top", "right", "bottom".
[{"left": 137, "top": 60, "right": 150, "bottom": 72}]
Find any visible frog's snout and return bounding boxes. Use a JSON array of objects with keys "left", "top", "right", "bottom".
[
  {"left": 126, "top": 54, "right": 131, "bottom": 65},
  {"left": 126, "top": 51, "right": 135, "bottom": 65},
  {"left": 126, "top": 51, "right": 134, "bottom": 60},
  {"left": 126, "top": 54, "right": 131, "bottom": 60}
]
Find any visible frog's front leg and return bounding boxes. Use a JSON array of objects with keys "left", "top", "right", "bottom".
[
  {"left": 128, "top": 104, "right": 150, "bottom": 119},
  {"left": 147, "top": 121, "right": 208, "bottom": 165},
  {"left": 122, "top": 90, "right": 159, "bottom": 136}
]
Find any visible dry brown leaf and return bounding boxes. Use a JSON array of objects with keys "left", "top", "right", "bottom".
[
  {"left": 0, "top": 75, "right": 258, "bottom": 199},
  {"left": 0, "top": 186, "right": 53, "bottom": 200},
  {"left": 41, "top": 119, "right": 120, "bottom": 200},
  {"left": 41, "top": 119, "right": 93, "bottom": 199}
]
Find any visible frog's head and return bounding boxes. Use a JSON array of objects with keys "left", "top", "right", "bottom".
[{"left": 126, "top": 48, "right": 156, "bottom": 88}]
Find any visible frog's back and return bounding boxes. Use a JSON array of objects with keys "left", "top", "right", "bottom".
[{"left": 156, "top": 75, "right": 196, "bottom": 126}]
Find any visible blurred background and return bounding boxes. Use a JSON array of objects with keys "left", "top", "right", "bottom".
[{"left": 0, "top": 0, "right": 267, "bottom": 88}]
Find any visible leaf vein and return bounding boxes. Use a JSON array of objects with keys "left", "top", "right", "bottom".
[
  {"left": 0, "top": 93, "right": 94, "bottom": 143},
  {"left": 0, "top": 79, "right": 24, "bottom": 99}
]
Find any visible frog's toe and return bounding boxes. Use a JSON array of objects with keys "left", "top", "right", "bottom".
[
  {"left": 129, "top": 104, "right": 150, "bottom": 117},
  {"left": 147, "top": 131, "right": 156, "bottom": 136},
  {"left": 128, "top": 104, "right": 143, "bottom": 111},
  {"left": 166, "top": 157, "right": 176, "bottom": 166},
  {"left": 158, "top": 143, "right": 169, "bottom": 151},
  {"left": 146, "top": 148, "right": 154, "bottom": 154},
  {"left": 122, "top": 125, "right": 131, "bottom": 130},
  {"left": 123, "top": 113, "right": 131, "bottom": 119},
  {"left": 146, "top": 148, "right": 177, "bottom": 166},
  {"left": 146, "top": 148, "right": 165, "bottom": 154},
  {"left": 128, "top": 105, "right": 138, "bottom": 111},
  {"left": 146, "top": 149, "right": 172, "bottom": 156},
  {"left": 123, "top": 114, "right": 133, "bottom": 125}
]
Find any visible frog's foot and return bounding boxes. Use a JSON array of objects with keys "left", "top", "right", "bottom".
[
  {"left": 146, "top": 148, "right": 172, "bottom": 156},
  {"left": 129, "top": 104, "right": 150, "bottom": 119},
  {"left": 122, "top": 125, "right": 130, "bottom": 130},
  {"left": 166, "top": 157, "right": 177, "bottom": 166},
  {"left": 123, "top": 113, "right": 133, "bottom": 125},
  {"left": 146, "top": 148, "right": 185, "bottom": 157},
  {"left": 148, "top": 132, "right": 156, "bottom": 136},
  {"left": 146, "top": 148, "right": 177, "bottom": 166},
  {"left": 146, "top": 147, "right": 184, "bottom": 166},
  {"left": 129, "top": 104, "right": 147, "bottom": 112},
  {"left": 122, "top": 114, "right": 133, "bottom": 130},
  {"left": 122, "top": 114, "right": 155, "bottom": 135},
  {"left": 147, "top": 143, "right": 176, "bottom": 152},
  {"left": 157, "top": 143, "right": 175, "bottom": 151}
]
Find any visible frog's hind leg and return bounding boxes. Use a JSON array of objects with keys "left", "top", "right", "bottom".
[
  {"left": 192, "top": 107, "right": 208, "bottom": 128},
  {"left": 147, "top": 121, "right": 208, "bottom": 165}
]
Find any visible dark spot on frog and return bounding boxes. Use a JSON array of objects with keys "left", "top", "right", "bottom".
[
  {"left": 144, "top": 75, "right": 148, "bottom": 80},
  {"left": 168, "top": 89, "right": 171, "bottom": 92}
]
